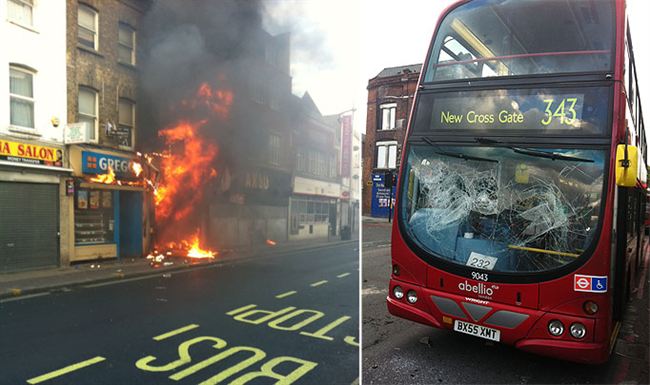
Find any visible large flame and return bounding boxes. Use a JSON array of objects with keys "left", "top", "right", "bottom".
[
  {"left": 180, "top": 81, "right": 234, "bottom": 120},
  {"left": 90, "top": 166, "right": 117, "bottom": 184},
  {"left": 154, "top": 120, "right": 218, "bottom": 222},
  {"left": 187, "top": 232, "right": 217, "bottom": 259},
  {"left": 149, "top": 80, "right": 232, "bottom": 260}
]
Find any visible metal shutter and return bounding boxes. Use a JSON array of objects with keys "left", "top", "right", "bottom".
[{"left": 0, "top": 182, "right": 59, "bottom": 272}]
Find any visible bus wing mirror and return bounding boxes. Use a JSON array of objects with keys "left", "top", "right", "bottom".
[{"left": 616, "top": 144, "right": 638, "bottom": 187}]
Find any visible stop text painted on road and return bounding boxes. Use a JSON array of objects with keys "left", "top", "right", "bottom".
[{"left": 227, "top": 304, "right": 358, "bottom": 346}]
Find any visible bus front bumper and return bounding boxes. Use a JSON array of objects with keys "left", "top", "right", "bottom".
[{"left": 386, "top": 279, "right": 610, "bottom": 364}]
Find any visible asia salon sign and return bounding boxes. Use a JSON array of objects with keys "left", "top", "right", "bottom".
[
  {"left": 0, "top": 138, "right": 63, "bottom": 167},
  {"left": 82, "top": 151, "right": 135, "bottom": 179}
]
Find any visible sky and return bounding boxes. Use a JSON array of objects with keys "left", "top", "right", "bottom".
[{"left": 269, "top": 0, "right": 650, "bottom": 137}]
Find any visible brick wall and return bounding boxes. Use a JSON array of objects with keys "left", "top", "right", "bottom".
[
  {"left": 362, "top": 69, "right": 420, "bottom": 215},
  {"left": 66, "top": 0, "right": 147, "bottom": 150}
]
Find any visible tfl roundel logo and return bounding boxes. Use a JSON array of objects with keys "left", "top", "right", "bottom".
[{"left": 574, "top": 274, "right": 608, "bottom": 293}]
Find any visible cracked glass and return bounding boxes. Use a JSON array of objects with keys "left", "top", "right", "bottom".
[{"left": 400, "top": 145, "right": 606, "bottom": 273}]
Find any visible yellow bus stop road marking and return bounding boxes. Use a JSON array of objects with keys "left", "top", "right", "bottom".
[
  {"left": 27, "top": 356, "right": 106, "bottom": 384},
  {"left": 153, "top": 324, "right": 200, "bottom": 341},
  {"left": 336, "top": 272, "right": 351, "bottom": 278},
  {"left": 275, "top": 290, "right": 297, "bottom": 299},
  {"left": 310, "top": 280, "right": 328, "bottom": 287}
]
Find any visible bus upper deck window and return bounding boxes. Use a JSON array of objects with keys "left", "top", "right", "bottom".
[{"left": 424, "top": 0, "right": 614, "bottom": 82}]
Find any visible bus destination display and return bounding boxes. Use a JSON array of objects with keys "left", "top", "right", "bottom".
[{"left": 433, "top": 93, "right": 585, "bottom": 130}]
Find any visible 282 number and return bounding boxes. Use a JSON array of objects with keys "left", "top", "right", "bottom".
[{"left": 469, "top": 258, "right": 491, "bottom": 269}]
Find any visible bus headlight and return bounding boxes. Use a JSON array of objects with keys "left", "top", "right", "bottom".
[
  {"left": 406, "top": 290, "right": 418, "bottom": 304},
  {"left": 570, "top": 323, "right": 586, "bottom": 339},
  {"left": 548, "top": 320, "right": 564, "bottom": 336},
  {"left": 393, "top": 286, "right": 404, "bottom": 299}
]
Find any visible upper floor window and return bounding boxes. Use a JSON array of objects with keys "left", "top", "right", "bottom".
[
  {"left": 78, "top": 87, "right": 98, "bottom": 141},
  {"left": 424, "top": 0, "right": 614, "bottom": 82},
  {"left": 269, "top": 133, "right": 281, "bottom": 165},
  {"left": 118, "top": 24, "right": 136, "bottom": 65},
  {"left": 379, "top": 103, "right": 396, "bottom": 130},
  {"left": 376, "top": 141, "right": 397, "bottom": 169},
  {"left": 118, "top": 99, "right": 135, "bottom": 148},
  {"left": 7, "top": 0, "right": 33, "bottom": 27},
  {"left": 78, "top": 4, "right": 98, "bottom": 50},
  {"left": 9, "top": 66, "right": 35, "bottom": 129}
]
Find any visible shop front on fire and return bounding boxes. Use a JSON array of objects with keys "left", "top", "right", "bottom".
[{"left": 67, "top": 145, "right": 153, "bottom": 262}]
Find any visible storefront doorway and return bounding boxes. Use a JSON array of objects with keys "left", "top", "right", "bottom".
[{"left": 118, "top": 191, "right": 143, "bottom": 258}]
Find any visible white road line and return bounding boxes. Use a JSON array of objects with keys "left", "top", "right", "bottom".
[{"left": 0, "top": 292, "right": 50, "bottom": 304}]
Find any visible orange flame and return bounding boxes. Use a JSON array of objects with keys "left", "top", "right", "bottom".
[
  {"left": 90, "top": 166, "right": 116, "bottom": 184},
  {"left": 266, "top": 239, "right": 277, "bottom": 246},
  {"left": 186, "top": 232, "right": 217, "bottom": 259},
  {"left": 154, "top": 121, "right": 218, "bottom": 222}
]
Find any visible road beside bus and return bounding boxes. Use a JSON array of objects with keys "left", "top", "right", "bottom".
[
  {"left": 362, "top": 218, "right": 649, "bottom": 384},
  {"left": 1, "top": 242, "right": 359, "bottom": 385}
]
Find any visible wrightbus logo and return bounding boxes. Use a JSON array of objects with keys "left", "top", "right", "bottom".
[{"left": 458, "top": 281, "right": 499, "bottom": 296}]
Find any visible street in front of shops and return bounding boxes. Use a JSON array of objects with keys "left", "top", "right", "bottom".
[
  {"left": 362, "top": 218, "right": 649, "bottom": 385},
  {"left": 0, "top": 242, "right": 359, "bottom": 385}
]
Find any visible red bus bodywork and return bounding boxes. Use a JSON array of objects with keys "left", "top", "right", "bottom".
[{"left": 387, "top": 0, "right": 644, "bottom": 364}]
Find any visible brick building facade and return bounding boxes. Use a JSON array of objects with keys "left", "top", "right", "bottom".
[
  {"left": 65, "top": 0, "right": 152, "bottom": 263},
  {"left": 362, "top": 64, "right": 421, "bottom": 217}
]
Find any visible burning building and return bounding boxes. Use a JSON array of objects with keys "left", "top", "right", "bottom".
[{"left": 137, "top": 1, "right": 295, "bottom": 251}]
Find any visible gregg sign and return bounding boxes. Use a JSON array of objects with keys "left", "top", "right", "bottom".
[{"left": 82, "top": 151, "right": 135, "bottom": 178}]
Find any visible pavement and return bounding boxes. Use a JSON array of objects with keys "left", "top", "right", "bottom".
[
  {"left": 361, "top": 217, "right": 650, "bottom": 385},
  {"left": 0, "top": 237, "right": 357, "bottom": 300},
  {"left": 0, "top": 241, "right": 360, "bottom": 385}
]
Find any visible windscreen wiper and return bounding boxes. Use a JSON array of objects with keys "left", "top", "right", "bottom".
[
  {"left": 474, "top": 137, "right": 594, "bottom": 163},
  {"left": 422, "top": 137, "right": 498, "bottom": 163}
]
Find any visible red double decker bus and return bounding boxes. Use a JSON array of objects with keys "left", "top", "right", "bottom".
[{"left": 388, "top": 0, "right": 646, "bottom": 363}]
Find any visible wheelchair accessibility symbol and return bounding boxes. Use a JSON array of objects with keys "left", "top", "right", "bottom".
[{"left": 574, "top": 275, "right": 607, "bottom": 293}]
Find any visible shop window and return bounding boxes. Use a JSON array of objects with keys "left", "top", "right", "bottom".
[
  {"left": 118, "top": 98, "right": 135, "bottom": 148},
  {"left": 9, "top": 66, "right": 35, "bottom": 129},
  {"left": 78, "top": 86, "right": 98, "bottom": 141},
  {"left": 7, "top": 0, "right": 33, "bottom": 27},
  {"left": 118, "top": 23, "right": 136, "bottom": 65},
  {"left": 291, "top": 198, "right": 331, "bottom": 226},
  {"left": 75, "top": 189, "right": 115, "bottom": 245},
  {"left": 78, "top": 4, "right": 98, "bottom": 50}
]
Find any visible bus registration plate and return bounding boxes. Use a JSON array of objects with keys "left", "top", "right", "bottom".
[{"left": 453, "top": 320, "right": 500, "bottom": 342}]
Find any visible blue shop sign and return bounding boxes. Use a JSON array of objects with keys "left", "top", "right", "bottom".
[{"left": 82, "top": 151, "right": 135, "bottom": 178}]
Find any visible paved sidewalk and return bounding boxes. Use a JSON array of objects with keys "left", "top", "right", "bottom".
[
  {"left": 0, "top": 238, "right": 358, "bottom": 300},
  {"left": 363, "top": 215, "right": 391, "bottom": 224}
]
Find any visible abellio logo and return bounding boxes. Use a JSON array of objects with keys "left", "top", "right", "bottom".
[{"left": 458, "top": 280, "right": 495, "bottom": 296}]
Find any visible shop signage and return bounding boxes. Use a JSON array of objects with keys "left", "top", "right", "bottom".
[
  {"left": 65, "top": 122, "right": 94, "bottom": 144},
  {"left": 82, "top": 151, "right": 135, "bottom": 178},
  {"left": 236, "top": 168, "right": 292, "bottom": 206},
  {"left": 293, "top": 176, "right": 341, "bottom": 198},
  {"left": 340, "top": 114, "right": 352, "bottom": 177},
  {"left": 0, "top": 138, "right": 63, "bottom": 167}
]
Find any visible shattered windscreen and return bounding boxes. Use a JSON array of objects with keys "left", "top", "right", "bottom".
[{"left": 400, "top": 145, "right": 606, "bottom": 273}]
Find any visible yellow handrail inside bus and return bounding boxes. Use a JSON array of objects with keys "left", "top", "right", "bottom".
[
  {"left": 508, "top": 245, "right": 580, "bottom": 258},
  {"left": 451, "top": 19, "right": 509, "bottom": 76}
]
